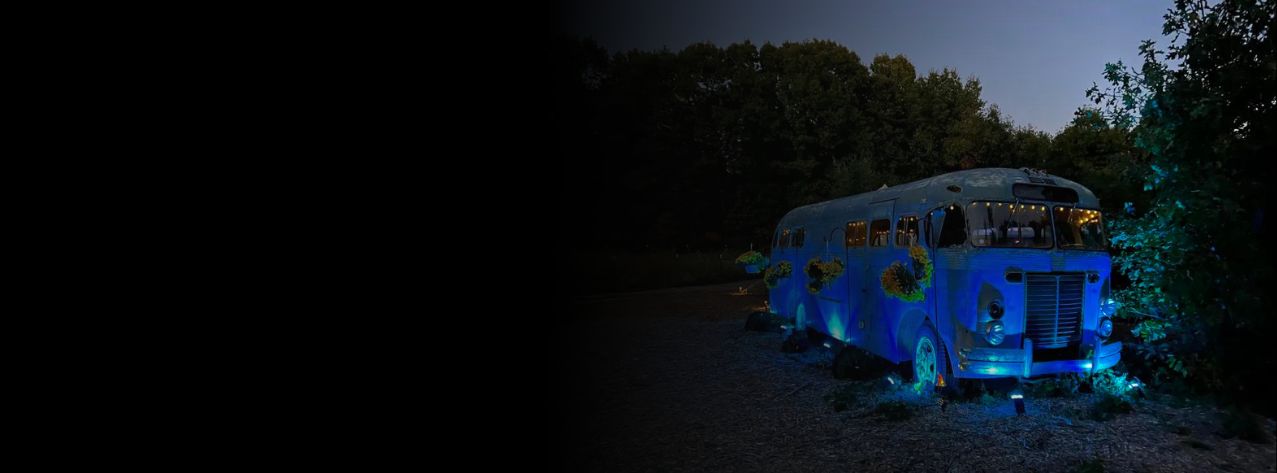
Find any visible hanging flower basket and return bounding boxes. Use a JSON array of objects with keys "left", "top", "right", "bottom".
[
  {"left": 881, "top": 245, "right": 934, "bottom": 302},
  {"left": 804, "top": 257, "right": 846, "bottom": 294},
  {"left": 764, "top": 261, "right": 793, "bottom": 289},
  {"left": 736, "top": 250, "right": 769, "bottom": 274}
]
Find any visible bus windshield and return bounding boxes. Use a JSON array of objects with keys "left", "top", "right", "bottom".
[
  {"left": 967, "top": 202, "right": 1053, "bottom": 249},
  {"left": 1054, "top": 206, "right": 1107, "bottom": 250}
]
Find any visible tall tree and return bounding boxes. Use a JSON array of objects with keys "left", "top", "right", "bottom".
[{"left": 1091, "top": 0, "right": 1275, "bottom": 408}]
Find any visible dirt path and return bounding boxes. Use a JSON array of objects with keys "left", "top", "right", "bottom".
[{"left": 552, "top": 281, "right": 1276, "bottom": 472}]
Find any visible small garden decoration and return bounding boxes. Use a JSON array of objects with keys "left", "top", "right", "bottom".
[
  {"left": 804, "top": 257, "right": 846, "bottom": 293},
  {"left": 735, "top": 250, "right": 769, "bottom": 274},
  {"left": 880, "top": 245, "right": 933, "bottom": 302},
  {"left": 763, "top": 261, "right": 793, "bottom": 289}
]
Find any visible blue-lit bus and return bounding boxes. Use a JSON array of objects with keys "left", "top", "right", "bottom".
[{"left": 765, "top": 168, "right": 1120, "bottom": 386}]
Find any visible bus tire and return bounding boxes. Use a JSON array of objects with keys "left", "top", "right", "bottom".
[{"left": 909, "top": 325, "right": 941, "bottom": 387}]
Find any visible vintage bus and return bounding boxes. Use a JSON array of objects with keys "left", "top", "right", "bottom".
[{"left": 763, "top": 168, "right": 1120, "bottom": 386}]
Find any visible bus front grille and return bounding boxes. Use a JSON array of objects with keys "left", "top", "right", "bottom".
[{"left": 1025, "top": 273, "right": 1084, "bottom": 349}]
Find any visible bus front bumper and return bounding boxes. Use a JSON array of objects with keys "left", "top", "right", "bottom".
[{"left": 957, "top": 340, "right": 1121, "bottom": 378}]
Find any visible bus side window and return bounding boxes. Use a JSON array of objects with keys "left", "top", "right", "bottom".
[
  {"left": 896, "top": 215, "right": 919, "bottom": 247},
  {"left": 845, "top": 221, "right": 867, "bottom": 247},
  {"left": 869, "top": 219, "right": 890, "bottom": 247},
  {"left": 780, "top": 229, "right": 791, "bottom": 248},
  {"left": 794, "top": 228, "right": 805, "bottom": 248},
  {"left": 938, "top": 206, "right": 967, "bottom": 247}
]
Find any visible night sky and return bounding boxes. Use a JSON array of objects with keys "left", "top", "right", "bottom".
[{"left": 554, "top": 0, "right": 1172, "bottom": 134}]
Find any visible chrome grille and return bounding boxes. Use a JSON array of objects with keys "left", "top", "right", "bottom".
[{"left": 1025, "top": 273, "right": 1084, "bottom": 349}]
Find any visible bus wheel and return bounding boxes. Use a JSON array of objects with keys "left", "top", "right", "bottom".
[{"left": 911, "top": 325, "right": 940, "bottom": 387}]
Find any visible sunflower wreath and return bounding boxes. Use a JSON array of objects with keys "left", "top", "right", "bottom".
[
  {"left": 880, "top": 245, "right": 933, "bottom": 302},
  {"left": 804, "top": 257, "right": 846, "bottom": 294},
  {"left": 764, "top": 261, "right": 793, "bottom": 289}
]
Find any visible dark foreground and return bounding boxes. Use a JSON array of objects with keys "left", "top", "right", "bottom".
[{"left": 552, "top": 281, "right": 1275, "bottom": 473}]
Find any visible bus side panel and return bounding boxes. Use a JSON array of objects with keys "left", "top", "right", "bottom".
[{"left": 864, "top": 201, "right": 899, "bottom": 362}]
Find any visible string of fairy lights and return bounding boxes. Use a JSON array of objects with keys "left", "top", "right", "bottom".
[{"left": 962, "top": 202, "right": 1103, "bottom": 226}]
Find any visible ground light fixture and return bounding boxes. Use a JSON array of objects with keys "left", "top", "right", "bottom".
[{"left": 1011, "top": 393, "right": 1026, "bottom": 416}]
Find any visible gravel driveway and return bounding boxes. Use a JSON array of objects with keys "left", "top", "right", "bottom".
[{"left": 552, "top": 280, "right": 1276, "bottom": 472}]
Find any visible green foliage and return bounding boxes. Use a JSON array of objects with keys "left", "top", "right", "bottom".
[
  {"left": 1087, "top": 370, "right": 1138, "bottom": 399},
  {"left": 764, "top": 261, "right": 793, "bottom": 289},
  {"left": 804, "top": 257, "right": 845, "bottom": 293},
  {"left": 734, "top": 250, "right": 766, "bottom": 266},
  {"left": 1087, "top": 0, "right": 1276, "bottom": 413},
  {"left": 872, "top": 400, "right": 913, "bottom": 421}
]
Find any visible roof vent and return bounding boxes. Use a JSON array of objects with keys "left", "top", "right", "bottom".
[
  {"left": 1020, "top": 168, "right": 1056, "bottom": 185},
  {"left": 946, "top": 185, "right": 961, "bottom": 193}
]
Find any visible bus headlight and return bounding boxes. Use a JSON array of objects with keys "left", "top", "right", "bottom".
[
  {"left": 985, "top": 320, "right": 1005, "bottom": 346},
  {"left": 1100, "top": 297, "right": 1118, "bottom": 318},
  {"left": 1098, "top": 317, "right": 1113, "bottom": 340}
]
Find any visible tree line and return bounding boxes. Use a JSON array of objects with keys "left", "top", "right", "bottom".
[{"left": 553, "top": 38, "right": 1144, "bottom": 252}]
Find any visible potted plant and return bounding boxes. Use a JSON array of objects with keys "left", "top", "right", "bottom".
[{"left": 735, "top": 250, "right": 769, "bottom": 274}]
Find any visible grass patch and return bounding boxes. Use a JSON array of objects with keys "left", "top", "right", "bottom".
[
  {"left": 873, "top": 400, "right": 913, "bottom": 421},
  {"left": 1088, "top": 394, "right": 1134, "bottom": 421}
]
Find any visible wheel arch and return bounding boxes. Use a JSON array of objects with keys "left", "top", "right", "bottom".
[
  {"left": 897, "top": 308, "right": 956, "bottom": 381},
  {"left": 895, "top": 307, "right": 932, "bottom": 359}
]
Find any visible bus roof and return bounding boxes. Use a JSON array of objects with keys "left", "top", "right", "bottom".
[{"left": 778, "top": 168, "right": 1100, "bottom": 226}]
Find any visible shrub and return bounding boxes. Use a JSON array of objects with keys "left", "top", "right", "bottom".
[{"left": 1087, "top": 370, "right": 1138, "bottom": 399}]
